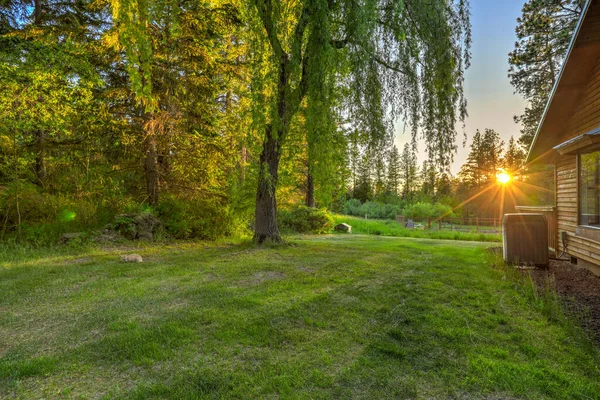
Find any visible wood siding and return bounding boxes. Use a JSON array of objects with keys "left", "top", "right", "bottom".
[
  {"left": 556, "top": 154, "right": 577, "bottom": 255},
  {"left": 556, "top": 58, "right": 600, "bottom": 265},
  {"left": 563, "top": 61, "right": 600, "bottom": 139}
]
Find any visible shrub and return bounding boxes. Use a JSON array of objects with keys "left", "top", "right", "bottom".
[
  {"left": 278, "top": 206, "right": 334, "bottom": 234},
  {"left": 156, "top": 195, "right": 243, "bottom": 240},
  {"left": 402, "top": 202, "right": 454, "bottom": 220},
  {"left": 341, "top": 199, "right": 402, "bottom": 219}
]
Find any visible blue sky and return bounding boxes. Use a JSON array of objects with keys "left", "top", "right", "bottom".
[{"left": 394, "top": 0, "right": 529, "bottom": 174}]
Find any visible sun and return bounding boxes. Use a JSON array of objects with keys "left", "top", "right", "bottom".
[{"left": 496, "top": 171, "right": 511, "bottom": 185}]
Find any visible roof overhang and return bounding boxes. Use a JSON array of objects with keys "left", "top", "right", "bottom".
[
  {"left": 553, "top": 126, "right": 600, "bottom": 155},
  {"left": 526, "top": 0, "right": 600, "bottom": 164}
]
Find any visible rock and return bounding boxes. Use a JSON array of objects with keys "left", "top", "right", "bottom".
[
  {"left": 335, "top": 223, "right": 352, "bottom": 233},
  {"left": 60, "top": 232, "right": 84, "bottom": 243},
  {"left": 121, "top": 254, "right": 143, "bottom": 263}
]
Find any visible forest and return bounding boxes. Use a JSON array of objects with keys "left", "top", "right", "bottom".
[{"left": 0, "top": 0, "right": 581, "bottom": 244}]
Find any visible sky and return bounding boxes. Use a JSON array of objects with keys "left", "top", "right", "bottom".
[{"left": 394, "top": 0, "right": 529, "bottom": 175}]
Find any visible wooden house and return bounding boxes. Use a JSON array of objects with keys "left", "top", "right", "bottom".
[{"left": 527, "top": 0, "right": 600, "bottom": 273}]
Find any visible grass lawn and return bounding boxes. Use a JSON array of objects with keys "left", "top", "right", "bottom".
[
  {"left": 1, "top": 235, "right": 599, "bottom": 399},
  {"left": 333, "top": 214, "right": 502, "bottom": 242}
]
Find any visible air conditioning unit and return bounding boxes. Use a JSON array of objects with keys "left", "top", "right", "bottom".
[{"left": 502, "top": 214, "right": 549, "bottom": 266}]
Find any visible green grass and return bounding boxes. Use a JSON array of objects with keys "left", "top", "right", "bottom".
[
  {"left": 333, "top": 214, "right": 502, "bottom": 242},
  {"left": 1, "top": 236, "right": 598, "bottom": 399}
]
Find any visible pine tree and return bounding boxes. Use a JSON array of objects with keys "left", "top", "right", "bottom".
[
  {"left": 420, "top": 160, "right": 436, "bottom": 198},
  {"left": 509, "top": 0, "right": 582, "bottom": 148},
  {"left": 459, "top": 128, "right": 504, "bottom": 188},
  {"left": 373, "top": 151, "right": 386, "bottom": 198},
  {"left": 503, "top": 136, "right": 526, "bottom": 178},
  {"left": 354, "top": 152, "right": 372, "bottom": 203},
  {"left": 386, "top": 145, "right": 400, "bottom": 195},
  {"left": 400, "top": 143, "right": 419, "bottom": 199}
]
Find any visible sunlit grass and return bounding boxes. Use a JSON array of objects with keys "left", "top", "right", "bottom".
[
  {"left": 1, "top": 236, "right": 599, "bottom": 398},
  {"left": 332, "top": 214, "right": 502, "bottom": 242}
]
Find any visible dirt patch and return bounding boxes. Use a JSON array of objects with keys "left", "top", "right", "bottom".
[
  {"left": 64, "top": 257, "right": 94, "bottom": 265},
  {"left": 529, "top": 259, "right": 600, "bottom": 342},
  {"left": 240, "top": 271, "right": 286, "bottom": 286}
]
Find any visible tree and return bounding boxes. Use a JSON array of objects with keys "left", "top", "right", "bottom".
[
  {"left": 354, "top": 152, "right": 372, "bottom": 203},
  {"left": 420, "top": 160, "right": 436, "bottom": 198},
  {"left": 509, "top": 0, "right": 582, "bottom": 148},
  {"left": 248, "top": 0, "right": 471, "bottom": 242},
  {"left": 106, "top": 0, "right": 243, "bottom": 206},
  {"left": 459, "top": 129, "right": 504, "bottom": 188},
  {"left": 400, "top": 143, "right": 419, "bottom": 199},
  {"left": 503, "top": 136, "right": 526, "bottom": 178},
  {"left": 386, "top": 145, "right": 400, "bottom": 195}
]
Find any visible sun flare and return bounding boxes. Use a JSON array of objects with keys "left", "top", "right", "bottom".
[{"left": 496, "top": 171, "right": 511, "bottom": 185}]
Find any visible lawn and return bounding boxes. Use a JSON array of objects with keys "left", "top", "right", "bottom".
[
  {"left": 333, "top": 214, "right": 502, "bottom": 242},
  {"left": 1, "top": 236, "right": 599, "bottom": 399}
]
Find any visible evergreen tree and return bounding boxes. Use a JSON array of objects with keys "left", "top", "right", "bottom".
[
  {"left": 399, "top": 143, "right": 419, "bottom": 199},
  {"left": 459, "top": 129, "right": 504, "bottom": 188},
  {"left": 354, "top": 153, "right": 372, "bottom": 203},
  {"left": 503, "top": 136, "right": 526, "bottom": 178},
  {"left": 386, "top": 145, "right": 401, "bottom": 195},
  {"left": 509, "top": 0, "right": 582, "bottom": 148},
  {"left": 373, "top": 151, "right": 386, "bottom": 198},
  {"left": 420, "top": 160, "right": 436, "bottom": 198}
]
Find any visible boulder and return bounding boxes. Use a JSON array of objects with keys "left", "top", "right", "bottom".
[
  {"left": 121, "top": 254, "right": 143, "bottom": 263},
  {"left": 335, "top": 223, "right": 352, "bottom": 233}
]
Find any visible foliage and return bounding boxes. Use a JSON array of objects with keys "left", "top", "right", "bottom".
[
  {"left": 402, "top": 202, "right": 453, "bottom": 220},
  {"left": 400, "top": 143, "right": 419, "bottom": 198},
  {"left": 341, "top": 199, "right": 403, "bottom": 220},
  {"left": 156, "top": 196, "right": 244, "bottom": 240},
  {"left": 248, "top": 0, "right": 472, "bottom": 241},
  {"left": 459, "top": 128, "right": 504, "bottom": 189},
  {"left": 278, "top": 205, "right": 334, "bottom": 234},
  {"left": 509, "top": 0, "right": 581, "bottom": 148},
  {"left": 332, "top": 214, "right": 500, "bottom": 242}
]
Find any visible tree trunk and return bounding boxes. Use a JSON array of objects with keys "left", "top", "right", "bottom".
[
  {"left": 254, "top": 125, "right": 282, "bottom": 243},
  {"left": 34, "top": 131, "right": 46, "bottom": 185},
  {"left": 144, "top": 130, "right": 159, "bottom": 207},
  {"left": 305, "top": 171, "right": 315, "bottom": 208}
]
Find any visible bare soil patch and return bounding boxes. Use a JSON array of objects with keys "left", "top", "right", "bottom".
[{"left": 529, "top": 259, "right": 600, "bottom": 342}]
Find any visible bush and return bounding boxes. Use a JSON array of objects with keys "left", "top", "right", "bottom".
[
  {"left": 402, "top": 202, "right": 454, "bottom": 220},
  {"left": 341, "top": 199, "right": 402, "bottom": 219},
  {"left": 156, "top": 195, "right": 243, "bottom": 240},
  {"left": 278, "top": 206, "right": 334, "bottom": 234},
  {"left": 0, "top": 182, "right": 108, "bottom": 244}
]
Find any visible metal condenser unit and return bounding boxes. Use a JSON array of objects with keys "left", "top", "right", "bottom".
[{"left": 502, "top": 214, "right": 549, "bottom": 266}]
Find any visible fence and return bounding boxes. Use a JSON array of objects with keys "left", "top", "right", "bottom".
[{"left": 396, "top": 216, "right": 502, "bottom": 234}]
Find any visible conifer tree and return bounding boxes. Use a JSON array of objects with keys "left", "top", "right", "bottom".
[
  {"left": 503, "top": 136, "right": 526, "bottom": 178},
  {"left": 399, "top": 143, "right": 419, "bottom": 199},
  {"left": 354, "top": 152, "right": 372, "bottom": 203},
  {"left": 386, "top": 145, "right": 401, "bottom": 195},
  {"left": 509, "top": 0, "right": 582, "bottom": 148}
]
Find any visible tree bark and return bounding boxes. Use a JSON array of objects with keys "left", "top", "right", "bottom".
[
  {"left": 34, "top": 131, "right": 46, "bottom": 185},
  {"left": 305, "top": 171, "right": 315, "bottom": 208},
  {"left": 144, "top": 130, "right": 159, "bottom": 207},
  {"left": 254, "top": 125, "right": 282, "bottom": 243}
]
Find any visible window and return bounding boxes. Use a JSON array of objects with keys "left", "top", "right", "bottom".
[{"left": 580, "top": 150, "right": 600, "bottom": 227}]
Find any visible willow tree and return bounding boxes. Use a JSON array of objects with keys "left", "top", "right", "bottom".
[{"left": 248, "top": 0, "right": 471, "bottom": 242}]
